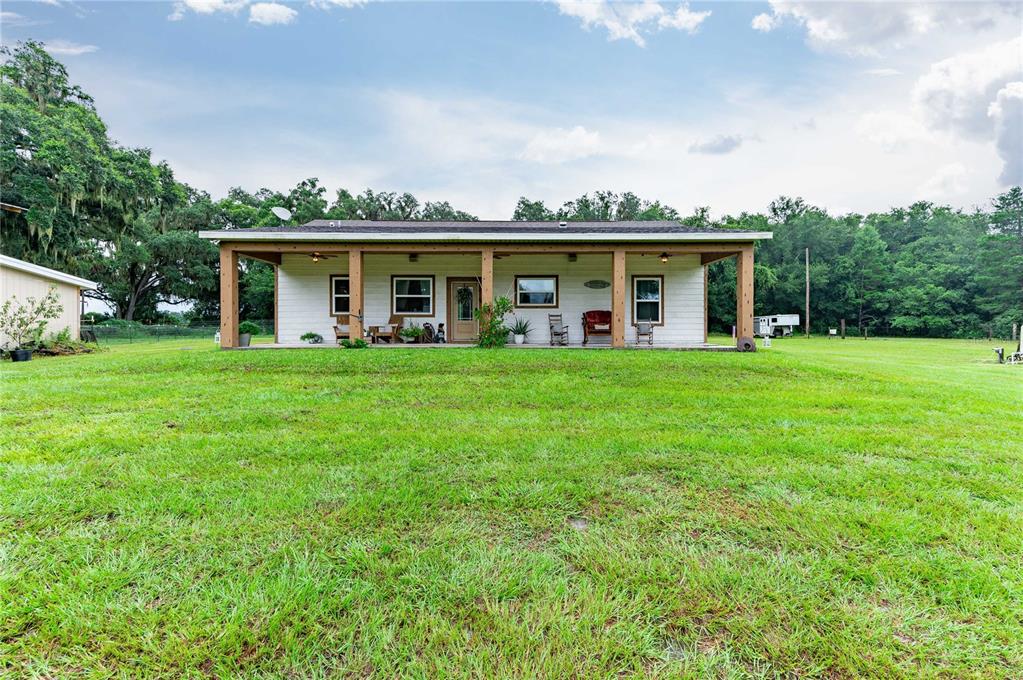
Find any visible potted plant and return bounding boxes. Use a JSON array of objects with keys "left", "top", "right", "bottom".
[
  {"left": 0, "top": 287, "right": 63, "bottom": 362},
  {"left": 510, "top": 317, "right": 531, "bottom": 345},
  {"left": 237, "top": 321, "right": 261, "bottom": 347},
  {"left": 300, "top": 332, "right": 323, "bottom": 344},
  {"left": 399, "top": 323, "right": 424, "bottom": 343}
]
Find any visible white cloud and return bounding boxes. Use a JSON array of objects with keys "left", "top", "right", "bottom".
[
  {"left": 310, "top": 0, "right": 366, "bottom": 8},
  {"left": 918, "top": 162, "right": 968, "bottom": 199},
  {"left": 751, "top": 1, "right": 1019, "bottom": 56},
  {"left": 168, "top": 0, "right": 252, "bottom": 21},
  {"left": 249, "top": 2, "right": 297, "bottom": 25},
  {"left": 855, "top": 111, "right": 931, "bottom": 151},
  {"left": 183, "top": 0, "right": 247, "bottom": 13},
  {"left": 167, "top": 0, "right": 359, "bottom": 22},
  {"left": 913, "top": 36, "right": 1022, "bottom": 138},
  {"left": 864, "top": 68, "right": 901, "bottom": 77},
  {"left": 912, "top": 36, "right": 1022, "bottom": 185},
  {"left": 0, "top": 11, "right": 43, "bottom": 27},
  {"left": 556, "top": 1, "right": 709, "bottom": 47},
  {"left": 43, "top": 39, "right": 98, "bottom": 56},
  {"left": 521, "top": 126, "right": 602, "bottom": 163},
  {"left": 658, "top": 3, "right": 711, "bottom": 32},
  {"left": 751, "top": 12, "right": 777, "bottom": 32},
  {"left": 688, "top": 134, "right": 743, "bottom": 155},
  {"left": 989, "top": 82, "right": 1023, "bottom": 185}
]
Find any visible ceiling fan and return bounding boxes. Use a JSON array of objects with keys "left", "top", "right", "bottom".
[{"left": 307, "top": 251, "right": 336, "bottom": 263}]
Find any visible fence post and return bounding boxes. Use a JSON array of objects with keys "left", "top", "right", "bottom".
[{"left": 840, "top": 319, "right": 846, "bottom": 339}]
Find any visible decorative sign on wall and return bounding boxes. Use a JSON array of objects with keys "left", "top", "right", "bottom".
[{"left": 584, "top": 280, "right": 611, "bottom": 289}]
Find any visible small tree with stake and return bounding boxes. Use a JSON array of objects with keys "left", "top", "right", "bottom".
[{"left": 0, "top": 287, "right": 63, "bottom": 356}]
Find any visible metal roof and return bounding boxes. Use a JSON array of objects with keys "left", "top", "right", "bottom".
[
  {"left": 200, "top": 220, "right": 772, "bottom": 242},
  {"left": 0, "top": 254, "right": 98, "bottom": 289}
]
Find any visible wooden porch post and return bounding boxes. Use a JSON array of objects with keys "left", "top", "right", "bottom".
[
  {"left": 349, "top": 248, "right": 364, "bottom": 341},
  {"left": 480, "top": 248, "right": 494, "bottom": 306},
  {"left": 612, "top": 249, "right": 626, "bottom": 348},
  {"left": 736, "top": 245, "right": 754, "bottom": 342},
  {"left": 219, "top": 246, "right": 239, "bottom": 348}
]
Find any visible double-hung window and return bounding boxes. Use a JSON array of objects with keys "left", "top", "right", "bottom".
[
  {"left": 633, "top": 276, "right": 663, "bottom": 325},
  {"left": 514, "top": 275, "right": 558, "bottom": 308},
  {"left": 392, "top": 275, "right": 434, "bottom": 315},
  {"left": 330, "top": 275, "right": 350, "bottom": 315}
]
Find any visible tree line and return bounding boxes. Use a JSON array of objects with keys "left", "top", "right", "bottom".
[{"left": 2, "top": 41, "right": 1020, "bottom": 337}]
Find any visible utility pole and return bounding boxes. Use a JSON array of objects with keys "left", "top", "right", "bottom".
[{"left": 804, "top": 247, "right": 810, "bottom": 338}]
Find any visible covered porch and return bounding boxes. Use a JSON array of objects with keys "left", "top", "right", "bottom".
[{"left": 216, "top": 241, "right": 757, "bottom": 350}]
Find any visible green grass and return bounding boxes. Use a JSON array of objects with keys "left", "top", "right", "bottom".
[{"left": 2, "top": 337, "right": 1021, "bottom": 678}]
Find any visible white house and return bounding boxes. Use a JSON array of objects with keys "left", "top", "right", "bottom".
[{"left": 199, "top": 221, "right": 772, "bottom": 349}]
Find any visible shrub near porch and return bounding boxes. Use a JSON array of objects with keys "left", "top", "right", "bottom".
[{"left": 1, "top": 337, "right": 1021, "bottom": 676}]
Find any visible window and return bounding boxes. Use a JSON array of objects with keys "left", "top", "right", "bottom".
[
  {"left": 633, "top": 275, "right": 663, "bottom": 325},
  {"left": 514, "top": 275, "right": 558, "bottom": 308},
  {"left": 392, "top": 275, "right": 434, "bottom": 316},
  {"left": 330, "top": 275, "right": 349, "bottom": 315},
  {"left": 455, "top": 284, "right": 475, "bottom": 321}
]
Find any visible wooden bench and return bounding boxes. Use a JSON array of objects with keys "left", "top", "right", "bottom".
[{"left": 582, "top": 310, "right": 612, "bottom": 345}]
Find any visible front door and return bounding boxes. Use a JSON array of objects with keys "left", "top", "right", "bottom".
[{"left": 447, "top": 279, "right": 480, "bottom": 343}]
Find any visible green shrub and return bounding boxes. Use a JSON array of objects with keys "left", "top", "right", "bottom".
[
  {"left": 399, "top": 324, "right": 424, "bottom": 340},
  {"left": 238, "top": 321, "right": 262, "bottom": 336},
  {"left": 300, "top": 332, "right": 324, "bottom": 344},
  {"left": 474, "top": 296, "right": 513, "bottom": 348},
  {"left": 340, "top": 338, "right": 368, "bottom": 349}
]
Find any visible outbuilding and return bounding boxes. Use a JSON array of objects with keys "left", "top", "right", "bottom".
[{"left": 0, "top": 254, "right": 98, "bottom": 344}]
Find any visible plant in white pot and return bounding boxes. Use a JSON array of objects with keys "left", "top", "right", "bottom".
[
  {"left": 0, "top": 287, "right": 63, "bottom": 362},
  {"left": 510, "top": 317, "right": 531, "bottom": 345},
  {"left": 399, "top": 323, "right": 424, "bottom": 343}
]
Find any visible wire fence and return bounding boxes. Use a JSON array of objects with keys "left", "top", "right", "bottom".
[{"left": 82, "top": 319, "right": 274, "bottom": 343}]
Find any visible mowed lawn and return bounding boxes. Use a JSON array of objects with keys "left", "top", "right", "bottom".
[{"left": 2, "top": 338, "right": 1021, "bottom": 678}]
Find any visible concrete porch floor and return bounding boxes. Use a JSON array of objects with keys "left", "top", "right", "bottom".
[{"left": 236, "top": 342, "right": 736, "bottom": 351}]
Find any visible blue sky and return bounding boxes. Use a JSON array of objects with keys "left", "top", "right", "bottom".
[{"left": 2, "top": 1, "right": 1021, "bottom": 218}]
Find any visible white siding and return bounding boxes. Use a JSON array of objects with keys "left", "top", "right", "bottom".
[
  {"left": 276, "top": 252, "right": 705, "bottom": 346},
  {"left": 0, "top": 265, "right": 82, "bottom": 346}
]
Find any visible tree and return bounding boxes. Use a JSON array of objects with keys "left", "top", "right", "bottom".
[
  {"left": 82, "top": 209, "right": 218, "bottom": 321},
  {"left": 285, "top": 177, "right": 328, "bottom": 224},
  {"left": 849, "top": 224, "right": 890, "bottom": 332},
  {"left": 326, "top": 187, "right": 476, "bottom": 221},
  {"left": 976, "top": 187, "right": 1023, "bottom": 335},
  {"left": 512, "top": 197, "right": 554, "bottom": 221},
  {"left": 553, "top": 190, "right": 680, "bottom": 221},
  {"left": 420, "top": 201, "right": 476, "bottom": 221},
  {"left": 0, "top": 41, "right": 110, "bottom": 265}
]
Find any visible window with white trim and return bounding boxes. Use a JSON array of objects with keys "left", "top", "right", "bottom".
[
  {"left": 633, "top": 276, "right": 663, "bottom": 325},
  {"left": 330, "top": 275, "right": 350, "bottom": 315},
  {"left": 515, "top": 276, "right": 558, "bottom": 307},
  {"left": 392, "top": 276, "right": 434, "bottom": 315}
]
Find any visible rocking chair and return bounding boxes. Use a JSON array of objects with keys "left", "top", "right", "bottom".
[
  {"left": 333, "top": 315, "right": 351, "bottom": 345},
  {"left": 636, "top": 321, "right": 654, "bottom": 346},
  {"left": 549, "top": 314, "right": 569, "bottom": 345}
]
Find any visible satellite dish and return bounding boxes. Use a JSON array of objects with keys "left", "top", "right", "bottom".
[{"left": 271, "top": 206, "right": 293, "bottom": 222}]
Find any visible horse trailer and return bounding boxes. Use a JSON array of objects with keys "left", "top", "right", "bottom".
[{"left": 754, "top": 314, "right": 800, "bottom": 338}]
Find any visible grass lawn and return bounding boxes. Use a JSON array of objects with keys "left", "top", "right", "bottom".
[{"left": 2, "top": 337, "right": 1021, "bottom": 677}]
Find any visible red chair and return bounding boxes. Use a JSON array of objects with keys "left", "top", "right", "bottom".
[{"left": 582, "top": 310, "right": 612, "bottom": 345}]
